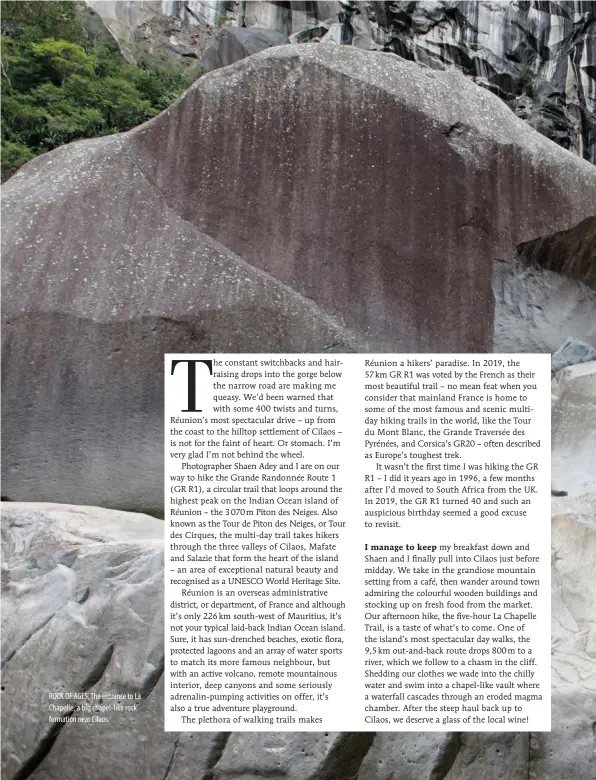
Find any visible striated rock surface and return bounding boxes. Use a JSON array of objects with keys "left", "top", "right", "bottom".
[
  {"left": 2, "top": 495, "right": 595, "bottom": 778},
  {"left": 362, "top": 1, "right": 596, "bottom": 165},
  {"left": 83, "top": 1, "right": 596, "bottom": 164},
  {"left": 3, "top": 44, "right": 596, "bottom": 513},
  {"left": 85, "top": 1, "right": 341, "bottom": 36}
]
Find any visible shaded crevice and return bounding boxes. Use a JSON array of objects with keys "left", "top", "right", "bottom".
[
  {"left": 9, "top": 644, "right": 114, "bottom": 780},
  {"left": 182, "top": 3, "right": 202, "bottom": 24},
  {"left": 220, "top": 772, "right": 285, "bottom": 779},
  {"left": 459, "top": 219, "right": 489, "bottom": 235},
  {"left": 202, "top": 732, "right": 232, "bottom": 780},
  {"left": 10, "top": 706, "right": 78, "bottom": 780},
  {"left": 517, "top": 217, "right": 596, "bottom": 290},
  {"left": 1, "top": 613, "right": 56, "bottom": 669},
  {"left": 163, "top": 735, "right": 181, "bottom": 780},
  {"left": 80, "top": 643, "right": 115, "bottom": 691},
  {"left": 141, "top": 655, "right": 164, "bottom": 699},
  {"left": 76, "top": 586, "right": 90, "bottom": 604},
  {"left": 443, "top": 121, "right": 465, "bottom": 138},
  {"left": 306, "top": 732, "right": 376, "bottom": 780},
  {"left": 527, "top": 731, "right": 540, "bottom": 780},
  {"left": 429, "top": 732, "right": 462, "bottom": 780}
]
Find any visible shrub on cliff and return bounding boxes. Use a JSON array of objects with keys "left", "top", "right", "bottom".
[{"left": 1, "top": 1, "right": 188, "bottom": 181}]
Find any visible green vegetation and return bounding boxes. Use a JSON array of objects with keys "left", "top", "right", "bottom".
[{"left": 1, "top": 1, "right": 189, "bottom": 181}]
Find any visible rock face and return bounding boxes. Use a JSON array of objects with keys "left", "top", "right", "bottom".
[
  {"left": 3, "top": 44, "right": 596, "bottom": 514},
  {"left": 2, "top": 495, "right": 595, "bottom": 779},
  {"left": 492, "top": 257, "right": 596, "bottom": 356},
  {"left": 551, "top": 361, "right": 596, "bottom": 497},
  {"left": 361, "top": 1, "right": 596, "bottom": 165},
  {"left": 85, "top": 1, "right": 341, "bottom": 36},
  {"left": 83, "top": 1, "right": 596, "bottom": 165},
  {"left": 200, "top": 26, "right": 290, "bottom": 71}
]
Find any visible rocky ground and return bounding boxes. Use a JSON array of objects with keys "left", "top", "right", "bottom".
[{"left": 2, "top": 356, "right": 595, "bottom": 778}]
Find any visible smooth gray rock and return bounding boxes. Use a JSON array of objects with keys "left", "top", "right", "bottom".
[
  {"left": 551, "top": 362, "right": 596, "bottom": 497},
  {"left": 200, "top": 27, "right": 289, "bottom": 71},
  {"left": 552, "top": 337, "right": 596, "bottom": 376},
  {"left": 492, "top": 257, "right": 596, "bottom": 355}
]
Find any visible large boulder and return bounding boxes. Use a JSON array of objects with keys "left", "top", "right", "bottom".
[
  {"left": 0, "top": 130, "right": 364, "bottom": 515},
  {"left": 2, "top": 495, "right": 595, "bottom": 778},
  {"left": 3, "top": 45, "right": 596, "bottom": 514}
]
